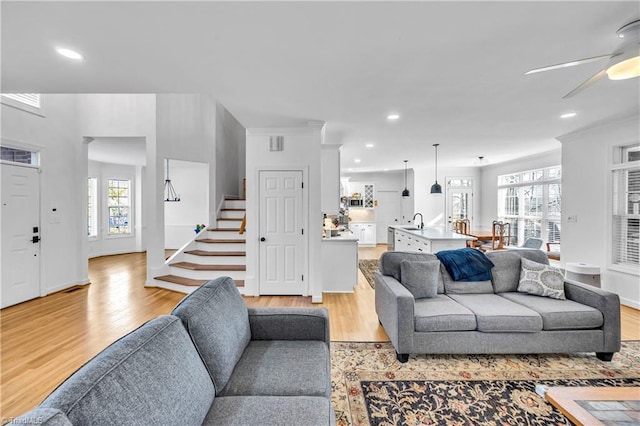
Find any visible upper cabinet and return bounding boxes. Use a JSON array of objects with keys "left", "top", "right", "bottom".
[
  {"left": 321, "top": 144, "right": 341, "bottom": 214},
  {"left": 349, "top": 182, "right": 375, "bottom": 209}
]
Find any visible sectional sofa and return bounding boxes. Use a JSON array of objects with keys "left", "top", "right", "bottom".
[
  {"left": 375, "top": 250, "right": 621, "bottom": 363},
  {"left": 9, "top": 277, "right": 335, "bottom": 425}
]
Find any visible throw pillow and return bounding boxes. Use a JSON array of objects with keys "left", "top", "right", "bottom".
[
  {"left": 518, "top": 257, "right": 566, "bottom": 300},
  {"left": 400, "top": 260, "right": 440, "bottom": 299}
]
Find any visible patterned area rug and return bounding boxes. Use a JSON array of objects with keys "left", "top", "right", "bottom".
[
  {"left": 331, "top": 341, "right": 640, "bottom": 425},
  {"left": 359, "top": 259, "right": 378, "bottom": 289}
]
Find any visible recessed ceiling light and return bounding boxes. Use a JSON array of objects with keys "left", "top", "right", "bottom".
[
  {"left": 387, "top": 114, "right": 400, "bottom": 120},
  {"left": 354, "top": 159, "right": 361, "bottom": 163},
  {"left": 365, "top": 143, "right": 374, "bottom": 148},
  {"left": 383, "top": 168, "right": 389, "bottom": 171},
  {"left": 56, "top": 47, "right": 84, "bottom": 60},
  {"left": 348, "top": 168, "right": 353, "bottom": 171},
  {"left": 560, "top": 112, "right": 577, "bottom": 119}
]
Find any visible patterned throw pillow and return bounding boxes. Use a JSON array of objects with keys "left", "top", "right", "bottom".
[
  {"left": 400, "top": 260, "right": 440, "bottom": 299},
  {"left": 518, "top": 257, "right": 566, "bottom": 299}
]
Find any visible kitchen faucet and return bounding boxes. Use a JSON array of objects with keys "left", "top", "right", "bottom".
[{"left": 413, "top": 213, "right": 424, "bottom": 229}]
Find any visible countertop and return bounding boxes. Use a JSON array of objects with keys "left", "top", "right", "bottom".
[
  {"left": 391, "top": 225, "right": 476, "bottom": 241},
  {"left": 322, "top": 230, "right": 359, "bottom": 242}
]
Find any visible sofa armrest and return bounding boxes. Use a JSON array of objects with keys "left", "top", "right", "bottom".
[
  {"left": 564, "top": 279, "right": 621, "bottom": 353},
  {"left": 247, "top": 307, "right": 330, "bottom": 345},
  {"left": 374, "top": 272, "right": 415, "bottom": 354}
]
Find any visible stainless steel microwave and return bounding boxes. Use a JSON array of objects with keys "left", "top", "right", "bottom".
[{"left": 349, "top": 199, "right": 363, "bottom": 207}]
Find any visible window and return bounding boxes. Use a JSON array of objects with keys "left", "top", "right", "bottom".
[
  {"left": 1, "top": 146, "right": 39, "bottom": 166},
  {"left": 1, "top": 94, "right": 43, "bottom": 116},
  {"left": 612, "top": 143, "right": 640, "bottom": 269},
  {"left": 87, "top": 178, "right": 98, "bottom": 238},
  {"left": 497, "top": 166, "right": 561, "bottom": 245},
  {"left": 107, "top": 179, "right": 131, "bottom": 235}
]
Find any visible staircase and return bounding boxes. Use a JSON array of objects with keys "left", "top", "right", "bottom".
[{"left": 154, "top": 197, "right": 247, "bottom": 294}]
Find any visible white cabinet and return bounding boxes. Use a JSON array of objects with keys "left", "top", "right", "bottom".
[
  {"left": 351, "top": 222, "right": 376, "bottom": 246},
  {"left": 349, "top": 182, "right": 375, "bottom": 209},
  {"left": 394, "top": 229, "right": 432, "bottom": 253},
  {"left": 321, "top": 145, "right": 341, "bottom": 214}
]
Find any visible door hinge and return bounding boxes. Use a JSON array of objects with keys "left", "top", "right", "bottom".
[
  {"left": 301, "top": 182, "right": 304, "bottom": 189},
  {"left": 302, "top": 275, "right": 304, "bottom": 281},
  {"left": 301, "top": 228, "right": 304, "bottom": 235}
]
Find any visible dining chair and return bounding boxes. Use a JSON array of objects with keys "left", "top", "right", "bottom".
[
  {"left": 547, "top": 241, "right": 561, "bottom": 260},
  {"left": 478, "top": 220, "right": 511, "bottom": 251}
]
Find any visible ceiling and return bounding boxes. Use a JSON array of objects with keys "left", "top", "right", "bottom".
[
  {"left": 89, "top": 137, "right": 147, "bottom": 166},
  {"left": 2, "top": 1, "right": 639, "bottom": 171}
]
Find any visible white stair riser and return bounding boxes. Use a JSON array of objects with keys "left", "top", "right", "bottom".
[
  {"left": 206, "top": 230, "right": 244, "bottom": 239},
  {"left": 168, "top": 268, "right": 246, "bottom": 281},
  {"left": 154, "top": 280, "right": 244, "bottom": 295},
  {"left": 196, "top": 242, "right": 246, "bottom": 251},
  {"left": 183, "top": 254, "right": 246, "bottom": 265},
  {"left": 216, "top": 220, "right": 243, "bottom": 229},
  {"left": 220, "top": 210, "right": 245, "bottom": 219},
  {"left": 224, "top": 200, "right": 246, "bottom": 209}
]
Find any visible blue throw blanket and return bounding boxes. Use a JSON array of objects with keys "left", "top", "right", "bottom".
[{"left": 435, "top": 248, "right": 495, "bottom": 282}]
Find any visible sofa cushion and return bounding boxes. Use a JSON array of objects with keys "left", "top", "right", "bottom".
[
  {"left": 500, "top": 292, "right": 604, "bottom": 331},
  {"left": 400, "top": 259, "right": 440, "bottom": 298},
  {"left": 220, "top": 340, "right": 330, "bottom": 398},
  {"left": 204, "top": 396, "right": 335, "bottom": 426},
  {"left": 41, "top": 316, "right": 214, "bottom": 426},
  {"left": 448, "top": 294, "right": 543, "bottom": 333},
  {"left": 441, "top": 265, "right": 494, "bottom": 294},
  {"left": 379, "top": 251, "right": 445, "bottom": 293},
  {"left": 414, "top": 295, "right": 477, "bottom": 332},
  {"left": 172, "top": 277, "right": 251, "bottom": 395},
  {"left": 518, "top": 258, "right": 566, "bottom": 300},
  {"left": 487, "top": 250, "right": 549, "bottom": 293}
]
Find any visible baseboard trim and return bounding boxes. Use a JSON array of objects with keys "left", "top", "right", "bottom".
[
  {"left": 620, "top": 297, "right": 640, "bottom": 310},
  {"left": 46, "top": 279, "right": 90, "bottom": 296}
]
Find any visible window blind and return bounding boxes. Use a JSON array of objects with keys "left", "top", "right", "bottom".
[{"left": 612, "top": 167, "right": 640, "bottom": 267}]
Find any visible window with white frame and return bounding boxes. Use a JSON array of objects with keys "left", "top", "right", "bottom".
[
  {"left": 1, "top": 94, "right": 42, "bottom": 115},
  {"left": 87, "top": 177, "right": 98, "bottom": 238},
  {"left": 107, "top": 179, "right": 131, "bottom": 235},
  {"left": 611, "top": 143, "right": 640, "bottom": 269},
  {"left": 1, "top": 146, "right": 39, "bottom": 166},
  {"left": 497, "top": 166, "right": 561, "bottom": 246}
]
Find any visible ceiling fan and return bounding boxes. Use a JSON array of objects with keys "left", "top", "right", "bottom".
[{"left": 525, "top": 20, "right": 640, "bottom": 98}]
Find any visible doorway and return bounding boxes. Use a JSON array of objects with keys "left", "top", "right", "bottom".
[
  {"left": 446, "top": 177, "right": 474, "bottom": 230},
  {"left": 258, "top": 170, "right": 304, "bottom": 295},
  {"left": 1, "top": 163, "right": 41, "bottom": 308},
  {"left": 376, "top": 190, "right": 402, "bottom": 243}
]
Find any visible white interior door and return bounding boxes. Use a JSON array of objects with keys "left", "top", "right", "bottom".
[
  {"left": 259, "top": 170, "right": 304, "bottom": 295},
  {"left": 376, "top": 190, "right": 402, "bottom": 243},
  {"left": 1, "top": 164, "right": 41, "bottom": 308}
]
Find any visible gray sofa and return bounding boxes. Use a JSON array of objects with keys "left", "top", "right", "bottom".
[
  {"left": 10, "top": 277, "right": 335, "bottom": 426},
  {"left": 375, "top": 250, "right": 621, "bottom": 363}
]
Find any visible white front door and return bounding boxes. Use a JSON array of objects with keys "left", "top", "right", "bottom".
[
  {"left": 259, "top": 170, "right": 304, "bottom": 295},
  {"left": 376, "top": 190, "right": 402, "bottom": 243},
  {"left": 1, "top": 164, "right": 41, "bottom": 308},
  {"left": 446, "top": 178, "right": 474, "bottom": 230}
]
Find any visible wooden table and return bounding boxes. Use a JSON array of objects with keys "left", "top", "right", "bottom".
[
  {"left": 467, "top": 229, "right": 494, "bottom": 240},
  {"left": 546, "top": 386, "right": 640, "bottom": 426}
]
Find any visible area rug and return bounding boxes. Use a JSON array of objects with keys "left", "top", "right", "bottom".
[
  {"left": 331, "top": 341, "right": 640, "bottom": 425},
  {"left": 359, "top": 259, "right": 378, "bottom": 289}
]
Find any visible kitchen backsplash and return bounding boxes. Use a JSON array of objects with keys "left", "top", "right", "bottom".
[{"left": 349, "top": 208, "right": 376, "bottom": 222}]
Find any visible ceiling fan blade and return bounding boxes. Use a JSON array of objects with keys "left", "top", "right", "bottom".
[
  {"left": 562, "top": 68, "right": 607, "bottom": 98},
  {"left": 525, "top": 54, "right": 612, "bottom": 75}
]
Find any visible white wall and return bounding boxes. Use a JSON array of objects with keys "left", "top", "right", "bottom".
[
  {"left": 245, "top": 124, "right": 323, "bottom": 302},
  {"left": 215, "top": 102, "right": 246, "bottom": 200},
  {"left": 478, "top": 150, "right": 561, "bottom": 227},
  {"left": 1, "top": 95, "right": 89, "bottom": 294},
  {"left": 558, "top": 115, "right": 640, "bottom": 308},
  {"left": 87, "top": 160, "right": 143, "bottom": 258},
  {"left": 164, "top": 160, "right": 209, "bottom": 249}
]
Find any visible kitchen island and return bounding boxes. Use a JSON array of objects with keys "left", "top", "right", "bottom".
[
  {"left": 390, "top": 225, "right": 475, "bottom": 253},
  {"left": 321, "top": 230, "right": 359, "bottom": 292}
]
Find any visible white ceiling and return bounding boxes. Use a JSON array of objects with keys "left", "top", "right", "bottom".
[
  {"left": 2, "top": 1, "right": 639, "bottom": 171},
  {"left": 88, "top": 137, "right": 147, "bottom": 166}
]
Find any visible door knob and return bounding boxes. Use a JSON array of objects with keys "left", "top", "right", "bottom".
[{"left": 260, "top": 237, "right": 266, "bottom": 242}]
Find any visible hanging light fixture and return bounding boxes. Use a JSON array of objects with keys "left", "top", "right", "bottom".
[
  {"left": 164, "top": 159, "right": 180, "bottom": 202},
  {"left": 430, "top": 144, "right": 442, "bottom": 194},
  {"left": 402, "top": 160, "right": 410, "bottom": 197}
]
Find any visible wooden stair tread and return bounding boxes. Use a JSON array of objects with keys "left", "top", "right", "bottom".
[
  {"left": 197, "top": 238, "right": 246, "bottom": 244},
  {"left": 154, "top": 275, "right": 244, "bottom": 287},
  {"left": 170, "top": 262, "right": 246, "bottom": 271},
  {"left": 221, "top": 208, "right": 245, "bottom": 211},
  {"left": 207, "top": 228, "right": 240, "bottom": 232},
  {"left": 225, "top": 197, "right": 246, "bottom": 201},
  {"left": 154, "top": 275, "right": 206, "bottom": 286},
  {"left": 217, "top": 218, "right": 242, "bottom": 221},
  {"left": 185, "top": 250, "right": 246, "bottom": 256}
]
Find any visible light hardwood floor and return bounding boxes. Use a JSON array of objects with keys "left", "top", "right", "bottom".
[{"left": 1, "top": 245, "right": 638, "bottom": 421}]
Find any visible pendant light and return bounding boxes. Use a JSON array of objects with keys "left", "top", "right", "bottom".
[
  {"left": 402, "top": 160, "right": 410, "bottom": 197},
  {"left": 164, "top": 159, "right": 180, "bottom": 202},
  {"left": 430, "top": 144, "right": 442, "bottom": 194}
]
